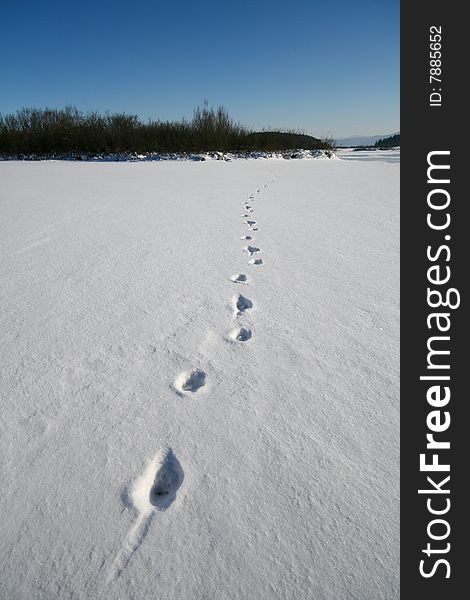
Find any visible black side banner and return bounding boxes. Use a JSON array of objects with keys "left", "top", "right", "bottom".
[{"left": 401, "top": 2, "right": 467, "bottom": 597}]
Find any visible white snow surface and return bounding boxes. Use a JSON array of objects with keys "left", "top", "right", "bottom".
[
  {"left": 0, "top": 157, "right": 399, "bottom": 599},
  {"left": 336, "top": 147, "right": 400, "bottom": 163}
]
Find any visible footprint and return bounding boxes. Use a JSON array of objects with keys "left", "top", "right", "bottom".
[
  {"left": 231, "top": 273, "right": 248, "bottom": 284},
  {"left": 149, "top": 448, "right": 184, "bottom": 510},
  {"left": 249, "top": 258, "right": 263, "bottom": 266},
  {"left": 233, "top": 294, "right": 253, "bottom": 315},
  {"left": 244, "top": 220, "right": 257, "bottom": 226},
  {"left": 175, "top": 368, "right": 206, "bottom": 394},
  {"left": 248, "top": 227, "right": 258, "bottom": 232},
  {"left": 241, "top": 235, "right": 252, "bottom": 240},
  {"left": 230, "top": 327, "right": 252, "bottom": 342},
  {"left": 241, "top": 213, "right": 250, "bottom": 218},
  {"left": 245, "top": 204, "right": 252, "bottom": 210},
  {"left": 244, "top": 245, "right": 260, "bottom": 255},
  {"left": 108, "top": 448, "right": 184, "bottom": 582}
]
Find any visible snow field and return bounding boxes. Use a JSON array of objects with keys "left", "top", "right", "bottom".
[{"left": 0, "top": 157, "right": 399, "bottom": 599}]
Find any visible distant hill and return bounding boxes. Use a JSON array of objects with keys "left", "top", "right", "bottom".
[
  {"left": 245, "top": 131, "right": 323, "bottom": 151},
  {"left": 374, "top": 133, "right": 400, "bottom": 148},
  {"left": 335, "top": 132, "right": 400, "bottom": 148}
]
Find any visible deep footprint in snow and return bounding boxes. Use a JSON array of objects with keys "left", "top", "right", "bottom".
[
  {"left": 149, "top": 448, "right": 184, "bottom": 510},
  {"left": 241, "top": 235, "right": 252, "bottom": 240},
  {"left": 175, "top": 368, "right": 206, "bottom": 394},
  {"left": 231, "top": 273, "right": 248, "bottom": 284},
  {"left": 249, "top": 258, "right": 263, "bottom": 266},
  {"left": 233, "top": 293, "right": 253, "bottom": 315},
  {"left": 245, "top": 220, "right": 257, "bottom": 226},
  {"left": 230, "top": 327, "right": 252, "bottom": 342},
  {"left": 108, "top": 448, "right": 184, "bottom": 582},
  {"left": 244, "top": 245, "right": 260, "bottom": 255}
]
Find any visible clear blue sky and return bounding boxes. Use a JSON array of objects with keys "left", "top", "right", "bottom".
[{"left": 0, "top": 0, "right": 399, "bottom": 138}]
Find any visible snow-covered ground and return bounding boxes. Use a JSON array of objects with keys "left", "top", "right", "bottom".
[
  {"left": 0, "top": 156, "right": 399, "bottom": 599},
  {"left": 336, "top": 147, "right": 400, "bottom": 163}
]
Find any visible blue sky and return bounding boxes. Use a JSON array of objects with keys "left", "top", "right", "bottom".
[{"left": 0, "top": 0, "right": 399, "bottom": 138}]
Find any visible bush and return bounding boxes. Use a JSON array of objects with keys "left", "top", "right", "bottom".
[
  {"left": 319, "top": 136, "right": 336, "bottom": 156},
  {"left": 0, "top": 104, "right": 326, "bottom": 156}
]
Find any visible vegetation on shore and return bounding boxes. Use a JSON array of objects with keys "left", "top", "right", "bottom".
[{"left": 0, "top": 104, "right": 335, "bottom": 156}]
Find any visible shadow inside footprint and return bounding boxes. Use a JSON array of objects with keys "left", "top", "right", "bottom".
[
  {"left": 234, "top": 294, "right": 253, "bottom": 314},
  {"left": 244, "top": 245, "right": 260, "bottom": 255},
  {"left": 249, "top": 258, "right": 263, "bottom": 265},
  {"left": 149, "top": 448, "right": 184, "bottom": 511}
]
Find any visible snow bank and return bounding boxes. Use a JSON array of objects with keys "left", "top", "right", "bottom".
[{"left": 0, "top": 148, "right": 335, "bottom": 162}]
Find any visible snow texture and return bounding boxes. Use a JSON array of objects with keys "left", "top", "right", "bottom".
[{"left": 0, "top": 154, "right": 399, "bottom": 599}]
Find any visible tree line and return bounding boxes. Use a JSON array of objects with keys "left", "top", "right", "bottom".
[
  {"left": 374, "top": 133, "right": 400, "bottom": 148},
  {"left": 0, "top": 105, "right": 332, "bottom": 156}
]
